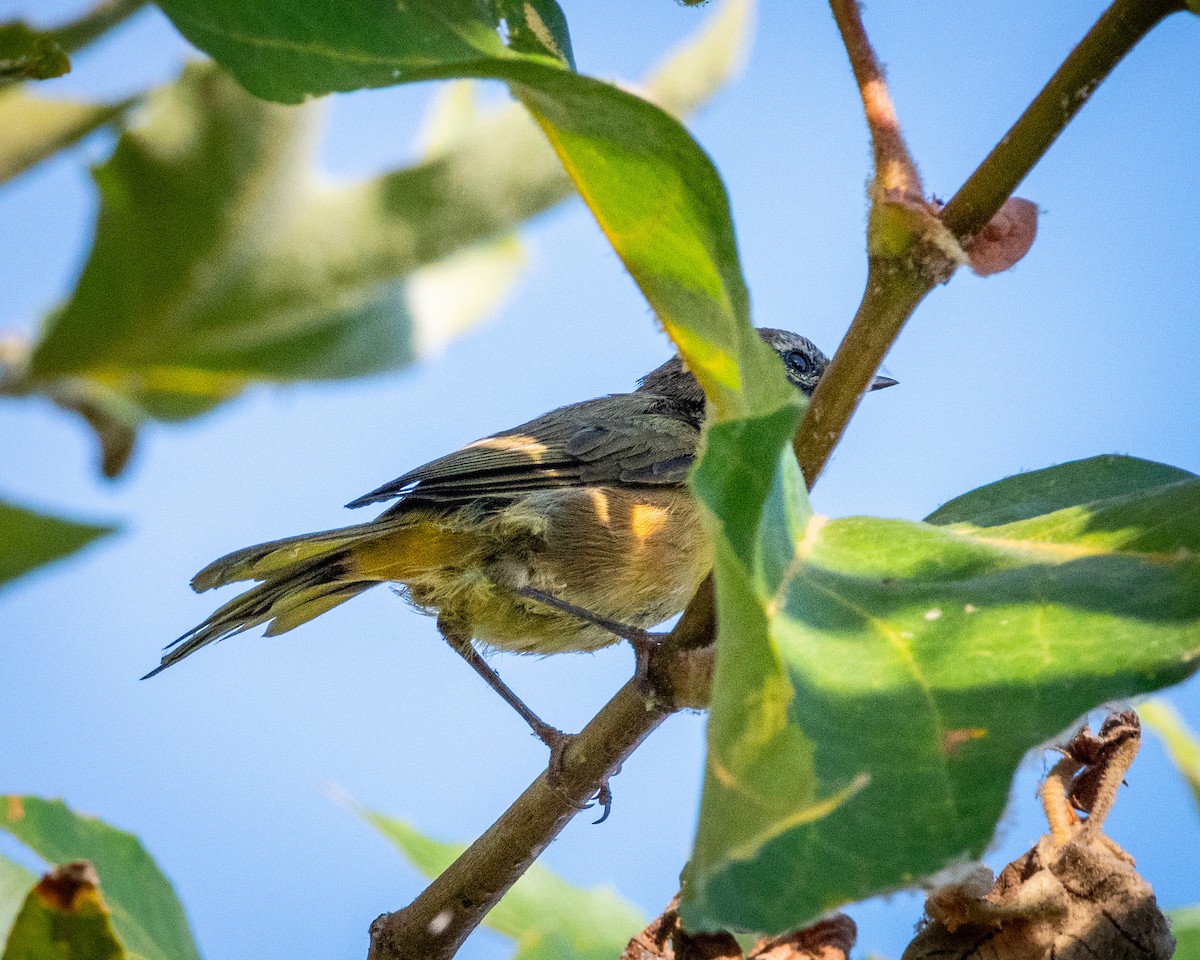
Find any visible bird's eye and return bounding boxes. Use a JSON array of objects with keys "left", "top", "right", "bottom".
[{"left": 784, "top": 349, "right": 811, "bottom": 374}]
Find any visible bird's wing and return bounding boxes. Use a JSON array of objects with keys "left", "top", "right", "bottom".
[{"left": 346, "top": 394, "right": 700, "bottom": 508}]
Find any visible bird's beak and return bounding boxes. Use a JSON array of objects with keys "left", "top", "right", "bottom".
[{"left": 870, "top": 374, "right": 899, "bottom": 391}]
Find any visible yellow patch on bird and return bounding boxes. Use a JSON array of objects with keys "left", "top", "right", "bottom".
[
  {"left": 466, "top": 433, "right": 548, "bottom": 462},
  {"left": 630, "top": 502, "right": 669, "bottom": 544},
  {"left": 588, "top": 488, "right": 612, "bottom": 527},
  {"left": 350, "top": 524, "right": 474, "bottom": 580}
]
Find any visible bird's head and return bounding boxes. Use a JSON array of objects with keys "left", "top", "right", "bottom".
[{"left": 638, "top": 328, "right": 898, "bottom": 402}]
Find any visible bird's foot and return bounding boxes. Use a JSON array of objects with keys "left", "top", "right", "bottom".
[{"left": 533, "top": 720, "right": 614, "bottom": 823}]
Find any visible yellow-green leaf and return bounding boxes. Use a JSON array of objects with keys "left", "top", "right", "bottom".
[
  {"left": 0, "top": 89, "right": 129, "bottom": 185},
  {"left": 0, "top": 857, "right": 36, "bottom": 945},
  {"left": 2, "top": 862, "right": 124, "bottom": 960},
  {"left": 0, "top": 798, "right": 199, "bottom": 960},
  {"left": 0, "top": 500, "right": 114, "bottom": 589}
]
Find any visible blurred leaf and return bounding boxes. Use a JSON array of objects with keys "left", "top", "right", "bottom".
[
  {"left": 0, "top": 500, "right": 115, "bottom": 589},
  {"left": 0, "top": 89, "right": 129, "bottom": 185},
  {"left": 29, "top": 62, "right": 383, "bottom": 419},
  {"left": 359, "top": 807, "right": 645, "bottom": 960},
  {"left": 0, "top": 857, "right": 36, "bottom": 945},
  {"left": 151, "top": 0, "right": 781, "bottom": 420},
  {"left": 407, "top": 237, "right": 526, "bottom": 356},
  {"left": 403, "top": 81, "right": 527, "bottom": 352},
  {"left": 0, "top": 24, "right": 68, "bottom": 83},
  {"left": 683, "top": 455, "right": 1200, "bottom": 933},
  {"left": 1140, "top": 699, "right": 1200, "bottom": 811},
  {"left": 636, "top": 0, "right": 754, "bottom": 119},
  {"left": 0, "top": 797, "right": 199, "bottom": 960},
  {"left": 23, "top": 2, "right": 750, "bottom": 474},
  {"left": 1, "top": 862, "right": 125, "bottom": 960},
  {"left": 1171, "top": 906, "right": 1200, "bottom": 960}
]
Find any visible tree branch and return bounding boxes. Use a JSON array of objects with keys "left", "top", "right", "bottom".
[{"left": 369, "top": 0, "right": 1188, "bottom": 954}]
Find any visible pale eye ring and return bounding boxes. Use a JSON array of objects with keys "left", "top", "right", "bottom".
[{"left": 784, "top": 349, "right": 811, "bottom": 374}]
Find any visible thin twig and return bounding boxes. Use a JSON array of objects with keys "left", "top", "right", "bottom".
[
  {"left": 827, "top": 0, "right": 922, "bottom": 201},
  {"left": 796, "top": 262, "right": 933, "bottom": 486},
  {"left": 370, "top": 0, "right": 1188, "bottom": 954},
  {"left": 369, "top": 682, "right": 669, "bottom": 960},
  {"left": 42, "top": 0, "right": 147, "bottom": 56}
]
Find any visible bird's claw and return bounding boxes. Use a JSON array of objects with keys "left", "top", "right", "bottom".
[
  {"left": 590, "top": 782, "right": 613, "bottom": 824},
  {"left": 536, "top": 725, "right": 617, "bottom": 823}
]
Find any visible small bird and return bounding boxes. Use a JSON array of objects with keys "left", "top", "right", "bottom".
[{"left": 147, "top": 330, "right": 895, "bottom": 753}]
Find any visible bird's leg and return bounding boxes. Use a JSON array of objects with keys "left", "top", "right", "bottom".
[
  {"left": 437, "top": 618, "right": 596, "bottom": 811},
  {"left": 514, "top": 585, "right": 665, "bottom": 651},
  {"left": 513, "top": 586, "right": 666, "bottom": 701}
]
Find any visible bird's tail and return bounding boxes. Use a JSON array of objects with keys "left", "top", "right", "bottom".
[{"left": 145, "top": 518, "right": 470, "bottom": 678}]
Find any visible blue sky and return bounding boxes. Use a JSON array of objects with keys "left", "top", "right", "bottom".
[{"left": 2, "top": 2, "right": 1199, "bottom": 958}]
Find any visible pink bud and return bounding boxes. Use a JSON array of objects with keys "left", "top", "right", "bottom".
[{"left": 965, "top": 197, "right": 1038, "bottom": 276}]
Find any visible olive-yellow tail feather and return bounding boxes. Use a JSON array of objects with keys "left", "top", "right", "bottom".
[{"left": 145, "top": 519, "right": 465, "bottom": 678}]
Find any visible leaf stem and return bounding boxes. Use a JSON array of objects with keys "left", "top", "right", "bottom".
[{"left": 795, "top": 262, "right": 931, "bottom": 486}]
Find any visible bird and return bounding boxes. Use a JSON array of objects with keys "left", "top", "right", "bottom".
[{"left": 146, "top": 329, "right": 896, "bottom": 757}]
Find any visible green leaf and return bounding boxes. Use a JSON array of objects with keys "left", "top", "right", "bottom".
[
  {"left": 506, "top": 63, "right": 789, "bottom": 423},
  {"left": 358, "top": 807, "right": 645, "bottom": 960},
  {"left": 683, "top": 455, "right": 1200, "bottom": 933},
  {"left": 0, "top": 857, "right": 37, "bottom": 945},
  {"left": 0, "top": 500, "right": 115, "bottom": 589},
  {"left": 0, "top": 89, "right": 129, "bottom": 185},
  {"left": 0, "top": 797, "right": 199, "bottom": 960},
  {"left": 1171, "top": 906, "right": 1200, "bottom": 960},
  {"left": 2, "top": 862, "right": 125, "bottom": 960},
  {"left": 926, "top": 454, "right": 1195, "bottom": 527},
  {"left": 0, "top": 24, "right": 69, "bottom": 83},
  {"left": 153, "top": 0, "right": 538, "bottom": 104},
  {"left": 1139, "top": 699, "right": 1200, "bottom": 811}
]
